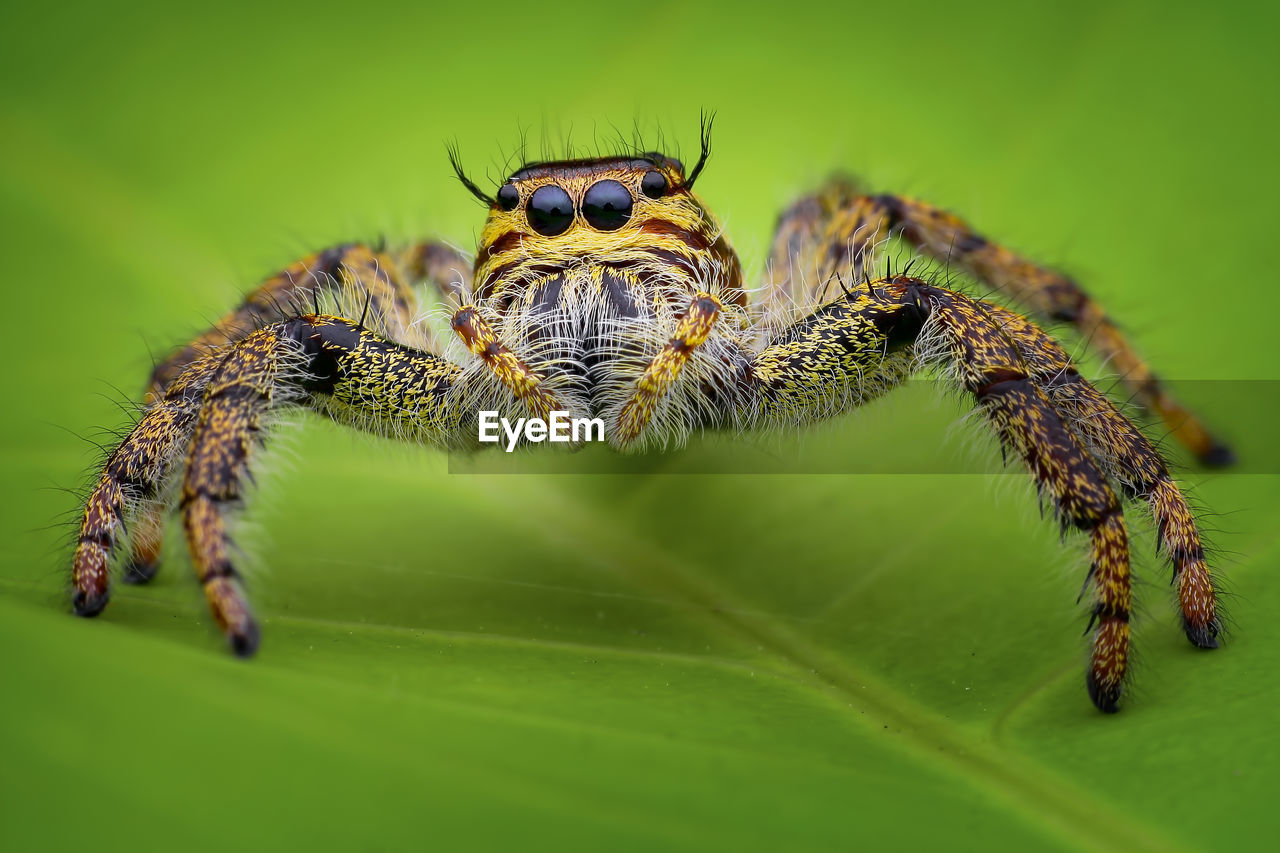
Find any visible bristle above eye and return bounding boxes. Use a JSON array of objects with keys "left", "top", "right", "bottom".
[
  {"left": 447, "top": 142, "right": 496, "bottom": 206},
  {"left": 497, "top": 116, "right": 711, "bottom": 184},
  {"left": 685, "top": 110, "right": 715, "bottom": 190}
]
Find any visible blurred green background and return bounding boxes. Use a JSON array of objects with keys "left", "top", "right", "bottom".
[{"left": 3, "top": 1, "right": 1278, "bottom": 850}]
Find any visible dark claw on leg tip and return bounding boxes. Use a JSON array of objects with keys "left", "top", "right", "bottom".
[
  {"left": 1086, "top": 673, "right": 1122, "bottom": 714},
  {"left": 1183, "top": 619, "right": 1221, "bottom": 650},
  {"left": 1199, "top": 442, "right": 1236, "bottom": 468},
  {"left": 229, "top": 621, "right": 260, "bottom": 658},
  {"left": 122, "top": 558, "right": 160, "bottom": 585},
  {"left": 72, "top": 589, "right": 109, "bottom": 618}
]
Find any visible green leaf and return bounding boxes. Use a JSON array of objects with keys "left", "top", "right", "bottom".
[{"left": 3, "top": 2, "right": 1278, "bottom": 850}]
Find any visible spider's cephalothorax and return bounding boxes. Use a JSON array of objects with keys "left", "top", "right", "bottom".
[
  {"left": 70, "top": 124, "right": 1232, "bottom": 712},
  {"left": 454, "top": 148, "right": 752, "bottom": 446}
]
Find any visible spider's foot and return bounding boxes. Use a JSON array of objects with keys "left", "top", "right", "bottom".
[
  {"left": 122, "top": 533, "right": 163, "bottom": 584},
  {"left": 1088, "top": 615, "right": 1127, "bottom": 713},
  {"left": 1182, "top": 616, "right": 1222, "bottom": 650},
  {"left": 1086, "top": 671, "right": 1123, "bottom": 714},
  {"left": 122, "top": 556, "right": 161, "bottom": 585},
  {"left": 228, "top": 619, "right": 260, "bottom": 658},
  {"left": 1198, "top": 440, "right": 1236, "bottom": 469},
  {"left": 72, "top": 540, "right": 111, "bottom": 616},
  {"left": 71, "top": 587, "right": 109, "bottom": 618},
  {"left": 205, "top": 577, "right": 259, "bottom": 658}
]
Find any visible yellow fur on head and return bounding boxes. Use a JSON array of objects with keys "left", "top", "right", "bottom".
[{"left": 473, "top": 154, "right": 742, "bottom": 308}]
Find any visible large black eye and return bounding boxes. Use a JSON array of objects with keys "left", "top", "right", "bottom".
[
  {"left": 527, "top": 185, "right": 574, "bottom": 236},
  {"left": 582, "top": 180, "right": 633, "bottom": 231},
  {"left": 496, "top": 183, "right": 519, "bottom": 211},
  {"left": 641, "top": 170, "right": 667, "bottom": 199}
]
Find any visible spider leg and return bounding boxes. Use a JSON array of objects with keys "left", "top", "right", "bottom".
[
  {"left": 765, "top": 179, "right": 1232, "bottom": 466},
  {"left": 397, "top": 241, "right": 474, "bottom": 303},
  {"left": 73, "top": 314, "right": 464, "bottom": 652},
  {"left": 764, "top": 176, "right": 875, "bottom": 314},
  {"left": 119, "top": 495, "right": 167, "bottom": 584},
  {"left": 749, "top": 283, "right": 912, "bottom": 425},
  {"left": 145, "top": 243, "right": 429, "bottom": 402},
  {"left": 123, "top": 241, "right": 458, "bottom": 584},
  {"left": 73, "top": 352, "right": 228, "bottom": 615},
  {"left": 450, "top": 305, "right": 567, "bottom": 420},
  {"left": 614, "top": 293, "right": 723, "bottom": 445},
  {"left": 982, "top": 304, "right": 1220, "bottom": 648},
  {"left": 745, "top": 278, "right": 1140, "bottom": 712}
]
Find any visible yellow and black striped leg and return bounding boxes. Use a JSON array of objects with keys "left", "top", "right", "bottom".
[
  {"left": 747, "top": 278, "right": 1144, "bottom": 711},
  {"left": 877, "top": 193, "right": 1232, "bottom": 466},
  {"left": 120, "top": 496, "right": 167, "bottom": 585},
  {"left": 749, "top": 287, "right": 913, "bottom": 424},
  {"left": 123, "top": 240, "right": 460, "bottom": 587},
  {"left": 75, "top": 313, "right": 462, "bottom": 650},
  {"left": 764, "top": 177, "right": 869, "bottom": 314},
  {"left": 398, "top": 241, "right": 474, "bottom": 303},
  {"left": 766, "top": 179, "right": 1232, "bottom": 465},
  {"left": 178, "top": 314, "right": 462, "bottom": 654},
  {"left": 72, "top": 353, "right": 225, "bottom": 615},
  {"left": 984, "top": 305, "right": 1221, "bottom": 649},
  {"left": 450, "top": 305, "right": 565, "bottom": 420},
  {"left": 615, "top": 293, "right": 723, "bottom": 445},
  {"left": 178, "top": 328, "right": 286, "bottom": 654},
  {"left": 890, "top": 280, "right": 1134, "bottom": 711},
  {"left": 145, "top": 243, "right": 426, "bottom": 402}
]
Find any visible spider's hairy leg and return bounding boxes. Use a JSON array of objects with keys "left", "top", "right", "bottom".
[
  {"left": 120, "top": 496, "right": 166, "bottom": 584},
  {"left": 877, "top": 192, "right": 1230, "bottom": 467},
  {"left": 179, "top": 331, "right": 280, "bottom": 654},
  {"left": 145, "top": 243, "right": 425, "bottom": 403},
  {"left": 985, "top": 305, "right": 1221, "bottom": 648},
  {"left": 748, "top": 288, "right": 912, "bottom": 424},
  {"left": 450, "top": 305, "right": 565, "bottom": 420},
  {"left": 889, "top": 278, "right": 1134, "bottom": 710},
  {"left": 766, "top": 179, "right": 1231, "bottom": 466},
  {"left": 763, "top": 176, "right": 868, "bottom": 314},
  {"left": 615, "top": 293, "right": 723, "bottom": 445},
  {"left": 177, "top": 315, "right": 462, "bottom": 654},
  {"left": 125, "top": 242, "right": 440, "bottom": 585},
  {"left": 745, "top": 279, "right": 1133, "bottom": 711},
  {"left": 397, "top": 241, "right": 474, "bottom": 302},
  {"left": 72, "top": 353, "right": 225, "bottom": 615}
]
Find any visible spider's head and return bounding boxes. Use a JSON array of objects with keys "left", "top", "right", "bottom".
[
  {"left": 476, "top": 151, "right": 694, "bottom": 240},
  {"left": 452, "top": 120, "right": 741, "bottom": 301}
]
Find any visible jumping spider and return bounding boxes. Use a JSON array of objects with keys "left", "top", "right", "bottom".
[{"left": 71, "top": 121, "right": 1231, "bottom": 713}]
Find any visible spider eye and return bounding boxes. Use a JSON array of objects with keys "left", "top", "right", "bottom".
[
  {"left": 527, "top": 185, "right": 574, "bottom": 236},
  {"left": 496, "top": 183, "right": 519, "bottom": 211},
  {"left": 640, "top": 170, "right": 668, "bottom": 199},
  {"left": 582, "top": 180, "right": 633, "bottom": 231}
]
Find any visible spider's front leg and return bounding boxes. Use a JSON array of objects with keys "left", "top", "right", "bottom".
[
  {"left": 118, "top": 240, "right": 469, "bottom": 585},
  {"left": 72, "top": 314, "right": 463, "bottom": 653},
  {"left": 765, "top": 179, "right": 1233, "bottom": 466},
  {"left": 744, "top": 277, "right": 1219, "bottom": 711}
]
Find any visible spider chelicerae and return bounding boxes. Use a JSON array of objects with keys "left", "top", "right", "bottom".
[{"left": 70, "top": 120, "right": 1231, "bottom": 713}]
